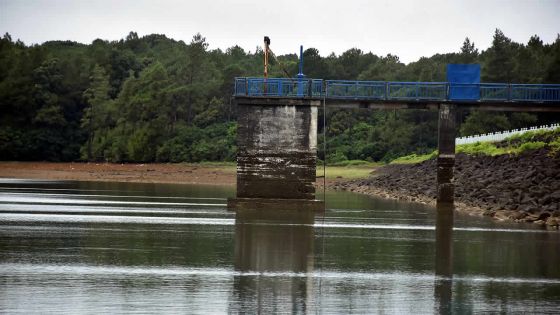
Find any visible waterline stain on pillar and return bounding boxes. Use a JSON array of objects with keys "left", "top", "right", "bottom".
[
  {"left": 228, "top": 97, "right": 323, "bottom": 211},
  {"left": 437, "top": 104, "right": 457, "bottom": 205}
]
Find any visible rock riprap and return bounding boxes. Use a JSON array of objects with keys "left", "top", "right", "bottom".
[{"left": 333, "top": 148, "right": 560, "bottom": 228}]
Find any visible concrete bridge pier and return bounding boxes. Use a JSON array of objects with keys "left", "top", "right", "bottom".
[
  {"left": 227, "top": 97, "right": 324, "bottom": 211},
  {"left": 435, "top": 104, "right": 456, "bottom": 310},
  {"left": 437, "top": 104, "right": 457, "bottom": 206}
]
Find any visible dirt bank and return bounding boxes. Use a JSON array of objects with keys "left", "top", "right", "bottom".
[
  {"left": 0, "top": 162, "right": 237, "bottom": 185},
  {"left": 0, "top": 162, "right": 352, "bottom": 188},
  {"left": 332, "top": 148, "right": 560, "bottom": 228}
]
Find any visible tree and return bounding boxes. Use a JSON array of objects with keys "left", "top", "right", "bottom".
[
  {"left": 459, "top": 111, "right": 511, "bottom": 136},
  {"left": 358, "top": 54, "right": 404, "bottom": 81},
  {"left": 545, "top": 35, "right": 560, "bottom": 83},
  {"left": 81, "top": 65, "right": 112, "bottom": 160},
  {"left": 483, "top": 29, "right": 515, "bottom": 82},
  {"left": 1, "top": 30, "right": 559, "bottom": 163},
  {"left": 459, "top": 37, "right": 479, "bottom": 63}
]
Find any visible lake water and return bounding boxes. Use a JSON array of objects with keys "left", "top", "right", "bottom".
[{"left": 1, "top": 179, "right": 559, "bottom": 314}]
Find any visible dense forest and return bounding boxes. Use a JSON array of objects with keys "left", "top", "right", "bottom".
[{"left": 1, "top": 29, "right": 559, "bottom": 163}]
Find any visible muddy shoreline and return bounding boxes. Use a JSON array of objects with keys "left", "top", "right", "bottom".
[
  {"left": 0, "top": 161, "right": 348, "bottom": 187},
  {"left": 332, "top": 148, "right": 560, "bottom": 229},
  {"left": 0, "top": 162, "right": 238, "bottom": 186},
  {"left": 2, "top": 154, "right": 559, "bottom": 229}
]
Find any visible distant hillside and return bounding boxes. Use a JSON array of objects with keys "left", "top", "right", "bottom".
[{"left": 1, "top": 30, "right": 560, "bottom": 162}]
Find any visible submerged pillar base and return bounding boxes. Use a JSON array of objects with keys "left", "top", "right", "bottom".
[
  {"left": 232, "top": 97, "right": 321, "bottom": 208},
  {"left": 437, "top": 104, "right": 457, "bottom": 205},
  {"left": 227, "top": 198, "right": 325, "bottom": 212}
]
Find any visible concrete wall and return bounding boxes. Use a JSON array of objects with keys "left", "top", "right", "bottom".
[{"left": 236, "top": 98, "right": 320, "bottom": 200}]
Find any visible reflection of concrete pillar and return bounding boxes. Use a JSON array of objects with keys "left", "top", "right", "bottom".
[
  {"left": 437, "top": 104, "right": 456, "bottom": 204},
  {"left": 434, "top": 200, "right": 454, "bottom": 313},
  {"left": 435, "top": 203, "right": 453, "bottom": 277},
  {"left": 228, "top": 97, "right": 324, "bottom": 211},
  {"left": 229, "top": 209, "right": 315, "bottom": 313}
]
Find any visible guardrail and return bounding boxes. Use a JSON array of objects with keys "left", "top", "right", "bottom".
[
  {"left": 234, "top": 77, "right": 323, "bottom": 98},
  {"left": 233, "top": 78, "right": 560, "bottom": 103},
  {"left": 456, "top": 123, "right": 560, "bottom": 145}
]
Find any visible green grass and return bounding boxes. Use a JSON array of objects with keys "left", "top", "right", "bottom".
[
  {"left": 316, "top": 166, "right": 376, "bottom": 180},
  {"left": 506, "top": 128, "right": 559, "bottom": 143},
  {"left": 456, "top": 142, "right": 510, "bottom": 156},
  {"left": 316, "top": 160, "right": 380, "bottom": 180},
  {"left": 517, "top": 141, "right": 546, "bottom": 153},
  {"left": 550, "top": 137, "right": 560, "bottom": 155},
  {"left": 321, "top": 159, "right": 381, "bottom": 167},
  {"left": 390, "top": 151, "right": 437, "bottom": 164},
  {"left": 390, "top": 128, "right": 560, "bottom": 165}
]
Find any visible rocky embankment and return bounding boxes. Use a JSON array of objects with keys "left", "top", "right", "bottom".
[{"left": 333, "top": 148, "right": 560, "bottom": 228}]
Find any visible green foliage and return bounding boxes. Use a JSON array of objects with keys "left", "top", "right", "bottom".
[
  {"left": 456, "top": 142, "right": 509, "bottom": 156},
  {"left": 156, "top": 123, "right": 236, "bottom": 163},
  {"left": 326, "top": 151, "right": 349, "bottom": 164},
  {"left": 483, "top": 29, "right": 516, "bottom": 82},
  {"left": 506, "top": 127, "right": 558, "bottom": 143},
  {"left": 549, "top": 137, "right": 560, "bottom": 155},
  {"left": 452, "top": 129, "right": 555, "bottom": 157},
  {"left": 390, "top": 128, "right": 559, "bottom": 164},
  {"left": 0, "top": 30, "right": 559, "bottom": 163},
  {"left": 390, "top": 151, "right": 437, "bottom": 164},
  {"left": 517, "top": 141, "right": 546, "bottom": 153},
  {"left": 327, "top": 160, "right": 379, "bottom": 167},
  {"left": 460, "top": 111, "right": 511, "bottom": 136}
]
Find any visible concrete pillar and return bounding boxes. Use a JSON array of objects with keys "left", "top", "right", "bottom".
[
  {"left": 228, "top": 97, "right": 324, "bottom": 211},
  {"left": 435, "top": 104, "right": 456, "bottom": 313},
  {"left": 437, "top": 104, "right": 456, "bottom": 204}
]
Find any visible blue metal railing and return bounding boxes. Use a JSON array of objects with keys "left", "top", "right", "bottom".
[
  {"left": 325, "top": 80, "right": 386, "bottom": 99},
  {"left": 234, "top": 77, "right": 323, "bottom": 98},
  {"left": 233, "top": 78, "right": 560, "bottom": 103}
]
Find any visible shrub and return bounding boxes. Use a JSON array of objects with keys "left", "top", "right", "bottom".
[{"left": 517, "top": 141, "right": 546, "bottom": 153}]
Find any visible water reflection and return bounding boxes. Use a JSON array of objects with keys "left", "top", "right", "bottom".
[
  {"left": 434, "top": 202, "right": 454, "bottom": 314},
  {"left": 230, "top": 209, "right": 315, "bottom": 313},
  {"left": 3, "top": 180, "right": 560, "bottom": 313}
]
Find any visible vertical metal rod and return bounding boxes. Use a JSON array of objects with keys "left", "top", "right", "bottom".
[
  {"left": 318, "top": 80, "right": 328, "bottom": 311},
  {"left": 264, "top": 39, "right": 269, "bottom": 79},
  {"left": 299, "top": 45, "right": 304, "bottom": 76},
  {"left": 263, "top": 37, "right": 269, "bottom": 95},
  {"left": 323, "top": 83, "right": 327, "bottom": 197}
]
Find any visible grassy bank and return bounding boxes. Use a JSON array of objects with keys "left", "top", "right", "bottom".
[
  {"left": 390, "top": 127, "right": 560, "bottom": 165},
  {"left": 316, "top": 160, "right": 380, "bottom": 180}
]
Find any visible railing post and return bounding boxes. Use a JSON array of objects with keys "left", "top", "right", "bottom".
[{"left": 385, "top": 82, "right": 389, "bottom": 100}]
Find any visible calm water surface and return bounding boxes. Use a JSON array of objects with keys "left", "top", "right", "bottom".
[{"left": 1, "top": 178, "right": 559, "bottom": 314}]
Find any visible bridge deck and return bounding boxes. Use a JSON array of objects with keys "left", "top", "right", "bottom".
[{"left": 234, "top": 78, "right": 560, "bottom": 111}]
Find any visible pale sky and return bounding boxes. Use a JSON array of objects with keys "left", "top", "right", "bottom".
[{"left": 0, "top": 0, "right": 559, "bottom": 64}]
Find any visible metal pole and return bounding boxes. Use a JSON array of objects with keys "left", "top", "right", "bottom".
[
  {"left": 297, "top": 45, "right": 305, "bottom": 97},
  {"left": 264, "top": 36, "right": 269, "bottom": 79},
  {"left": 264, "top": 36, "right": 270, "bottom": 95}
]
